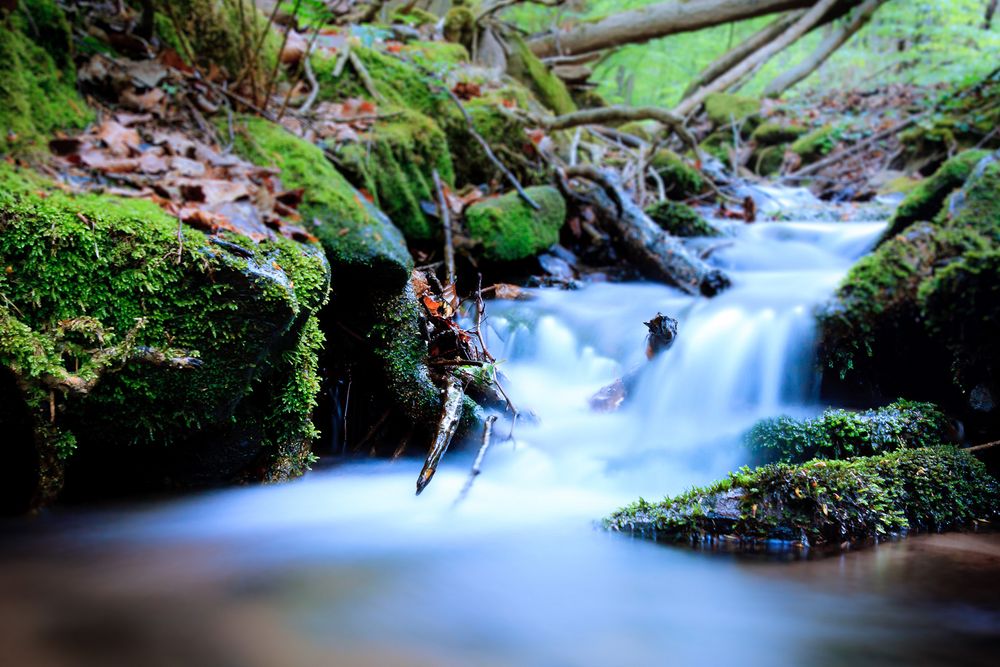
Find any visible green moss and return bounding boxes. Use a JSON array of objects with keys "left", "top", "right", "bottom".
[
  {"left": 443, "top": 5, "right": 476, "bottom": 52},
  {"left": 0, "top": 0, "right": 92, "bottom": 155},
  {"left": 335, "top": 107, "right": 455, "bottom": 241},
  {"left": 506, "top": 33, "right": 577, "bottom": 116},
  {"left": 401, "top": 40, "right": 470, "bottom": 70},
  {"left": 884, "top": 149, "right": 991, "bottom": 240},
  {"left": 645, "top": 200, "right": 719, "bottom": 237},
  {"left": 704, "top": 93, "right": 760, "bottom": 133},
  {"left": 0, "top": 165, "right": 330, "bottom": 506},
  {"left": 750, "top": 121, "right": 808, "bottom": 146},
  {"left": 391, "top": 7, "right": 439, "bottom": 27},
  {"left": 446, "top": 94, "right": 537, "bottom": 187},
  {"left": 151, "top": 0, "right": 279, "bottom": 79},
  {"left": 606, "top": 447, "right": 999, "bottom": 549},
  {"left": 948, "top": 156, "right": 1000, "bottom": 243},
  {"left": 226, "top": 115, "right": 413, "bottom": 287},
  {"left": 819, "top": 222, "right": 988, "bottom": 383},
  {"left": 746, "top": 400, "right": 954, "bottom": 465},
  {"left": 649, "top": 149, "right": 705, "bottom": 198},
  {"left": 791, "top": 125, "right": 840, "bottom": 163},
  {"left": 465, "top": 187, "right": 566, "bottom": 261},
  {"left": 699, "top": 130, "right": 733, "bottom": 164},
  {"left": 753, "top": 145, "right": 785, "bottom": 176}
]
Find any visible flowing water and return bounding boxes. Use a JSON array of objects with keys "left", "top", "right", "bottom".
[{"left": 3, "top": 194, "right": 1000, "bottom": 666}]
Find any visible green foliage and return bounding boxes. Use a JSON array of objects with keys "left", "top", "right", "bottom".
[
  {"left": 606, "top": 447, "right": 999, "bottom": 548},
  {"left": 465, "top": 187, "right": 567, "bottom": 261},
  {"left": 645, "top": 200, "right": 719, "bottom": 238},
  {"left": 746, "top": 400, "right": 953, "bottom": 464}
]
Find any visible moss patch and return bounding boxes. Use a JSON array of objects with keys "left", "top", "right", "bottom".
[
  {"left": 465, "top": 186, "right": 566, "bottom": 261},
  {"left": 506, "top": 33, "right": 577, "bottom": 116},
  {"left": 884, "top": 149, "right": 991, "bottom": 240},
  {"left": 704, "top": 93, "right": 760, "bottom": 134},
  {"left": 649, "top": 149, "right": 705, "bottom": 199},
  {"left": 606, "top": 447, "right": 999, "bottom": 549},
  {"left": 0, "top": 0, "right": 92, "bottom": 155},
  {"left": 746, "top": 400, "right": 954, "bottom": 465},
  {"left": 753, "top": 145, "right": 785, "bottom": 176},
  {"left": 0, "top": 164, "right": 329, "bottom": 507},
  {"left": 751, "top": 121, "right": 808, "bottom": 146},
  {"left": 646, "top": 200, "right": 719, "bottom": 237},
  {"left": 791, "top": 125, "right": 839, "bottom": 164}
]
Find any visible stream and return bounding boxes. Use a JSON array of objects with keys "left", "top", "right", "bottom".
[{"left": 2, "top": 190, "right": 999, "bottom": 666}]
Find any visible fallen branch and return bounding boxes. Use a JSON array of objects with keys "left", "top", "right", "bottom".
[
  {"left": 454, "top": 415, "right": 498, "bottom": 505},
  {"left": 433, "top": 169, "right": 456, "bottom": 286},
  {"left": 348, "top": 49, "right": 386, "bottom": 103},
  {"left": 416, "top": 374, "right": 465, "bottom": 495},
  {"left": 967, "top": 440, "right": 1000, "bottom": 454},
  {"left": 561, "top": 166, "right": 730, "bottom": 296}
]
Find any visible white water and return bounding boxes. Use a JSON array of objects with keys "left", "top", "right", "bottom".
[{"left": 6, "top": 206, "right": 1000, "bottom": 666}]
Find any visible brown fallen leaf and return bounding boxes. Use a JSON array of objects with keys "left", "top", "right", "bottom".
[{"left": 95, "top": 119, "right": 141, "bottom": 156}]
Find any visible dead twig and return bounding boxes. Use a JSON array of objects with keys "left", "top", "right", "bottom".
[
  {"left": 349, "top": 49, "right": 386, "bottom": 103},
  {"left": 433, "top": 169, "right": 456, "bottom": 286},
  {"left": 454, "top": 415, "right": 498, "bottom": 505},
  {"left": 416, "top": 374, "right": 465, "bottom": 495},
  {"left": 967, "top": 440, "right": 1000, "bottom": 453}
]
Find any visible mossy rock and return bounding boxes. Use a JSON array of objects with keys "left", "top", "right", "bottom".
[
  {"left": 335, "top": 107, "right": 456, "bottom": 241},
  {"left": 606, "top": 447, "right": 999, "bottom": 550},
  {"left": 0, "top": 0, "right": 92, "bottom": 155},
  {"left": 443, "top": 5, "right": 476, "bottom": 52},
  {"left": 226, "top": 115, "right": 413, "bottom": 287},
  {"left": 0, "top": 165, "right": 330, "bottom": 511},
  {"left": 401, "top": 40, "right": 470, "bottom": 71},
  {"left": 699, "top": 130, "right": 733, "bottom": 164},
  {"left": 919, "top": 249, "right": 1000, "bottom": 416},
  {"left": 947, "top": 154, "right": 1000, "bottom": 243},
  {"left": 152, "top": 0, "right": 279, "bottom": 81},
  {"left": 224, "top": 117, "right": 441, "bottom": 424},
  {"left": 506, "top": 33, "right": 577, "bottom": 116},
  {"left": 445, "top": 93, "right": 541, "bottom": 188},
  {"left": 704, "top": 93, "right": 761, "bottom": 134},
  {"left": 465, "top": 186, "right": 566, "bottom": 261},
  {"left": 746, "top": 400, "right": 955, "bottom": 465},
  {"left": 750, "top": 121, "right": 808, "bottom": 146},
  {"left": 649, "top": 149, "right": 705, "bottom": 199},
  {"left": 645, "top": 200, "right": 719, "bottom": 237},
  {"left": 791, "top": 125, "right": 839, "bottom": 164},
  {"left": 883, "top": 149, "right": 991, "bottom": 240},
  {"left": 753, "top": 145, "right": 785, "bottom": 177}
]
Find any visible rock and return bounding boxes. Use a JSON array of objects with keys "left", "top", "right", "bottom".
[
  {"left": 745, "top": 400, "right": 956, "bottom": 465},
  {"left": 883, "top": 149, "right": 991, "bottom": 241},
  {"left": 750, "top": 121, "right": 808, "bottom": 146},
  {"left": 704, "top": 93, "right": 761, "bottom": 134},
  {"left": 648, "top": 149, "right": 706, "bottom": 199},
  {"left": 465, "top": 187, "right": 567, "bottom": 261},
  {"left": 645, "top": 200, "right": 720, "bottom": 238},
  {"left": 606, "top": 448, "right": 999, "bottom": 550},
  {"left": 790, "top": 124, "right": 839, "bottom": 164},
  {"left": 0, "top": 165, "right": 330, "bottom": 512}
]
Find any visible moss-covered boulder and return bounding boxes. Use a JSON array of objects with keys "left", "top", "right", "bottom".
[
  {"left": 649, "top": 149, "right": 706, "bottom": 199},
  {"left": 152, "top": 0, "right": 279, "bottom": 81},
  {"left": 753, "top": 145, "right": 786, "bottom": 176},
  {"left": 0, "top": 166, "right": 330, "bottom": 512},
  {"left": 606, "top": 447, "right": 999, "bottom": 550},
  {"left": 645, "top": 200, "right": 720, "bottom": 237},
  {"left": 746, "top": 400, "right": 954, "bottom": 465},
  {"left": 883, "top": 149, "right": 991, "bottom": 240},
  {"left": 947, "top": 153, "right": 1000, "bottom": 242},
  {"left": 0, "top": 0, "right": 91, "bottom": 154},
  {"left": 506, "top": 33, "right": 577, "bottom": 116},
  {"left": 465, "top": 187, "right": 566, "bottom": 261},
  {"left": 225, "top": 117, "right": 441, "bottom": 426},
  {"left": 699, "top": 130, "right": 733, "bottom": 164},
  {"left": 791, "top": 125, "right": 839, "bottom": 164},
  {"left": 335, "top": 108, "right": 455, "bottom": 241},
  {"left": 704, "top": 93, "right": 760, "bottom": 133},
  {"left": 750, "top": 121, "right": 808, "bottom": 146}
]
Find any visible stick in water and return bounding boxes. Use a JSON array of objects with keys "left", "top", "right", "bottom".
[
  {"left": 416, "top": 375, "right": 465, "bottom": 495},
  {"left": 454, "top": 415, "right": 499, "bottom": 505}
]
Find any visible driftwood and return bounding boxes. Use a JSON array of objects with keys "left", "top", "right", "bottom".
[
  {"left": 416, "top": 374, "right": 465, "bottom": 495},
  {"left": 561, "top": 166, "right": 730, "bottom": 296}
]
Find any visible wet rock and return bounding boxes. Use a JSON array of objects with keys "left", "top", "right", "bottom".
[
  {"left": 606, "top": 448, "right": 1000, "bottom": 550},
  {"left": 466, "top": 187, "right": 567, "bottom": 262},
  {"left": 645, "top": 200, "right": 721, "bottom": 238}
]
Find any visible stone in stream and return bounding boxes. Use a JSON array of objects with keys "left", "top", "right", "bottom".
[
  {"left": 606, "top": 447, "right": 1000, "bottom": 550},
  {"left": 589, "top": 313, "right": 678, "bottom": 412}
]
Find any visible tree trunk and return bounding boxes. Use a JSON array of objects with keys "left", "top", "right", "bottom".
[
  {"left": 673, "top": 0, "right": 841, "bottom": 118},
  {"left": 527, "top": 0, "right": 860, "bottom": 59},
  {"left": 986, "top": 0, "right": 999, "bottom": 29},
  {"left": 762, "top": 0, "right": 887, "bottom": 98},
  {"left": 682, "top": 11, "right": 804, "bottom": 99}
]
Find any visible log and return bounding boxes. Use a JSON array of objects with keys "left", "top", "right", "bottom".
[
  {"left": 562, "top": 166, "right": 730, "bottom": 296},
  {"left": 762, "top": 0, "right": 887, "bottom": 98},
  {"left": 673, "top": 0, "right": 841, "bottom": 118},
  {"left": 682, "top": 11, "right": 804, "bottom": 99},
  {"left": 527, "top": 0, "right": 859, "bottom": 58}
]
